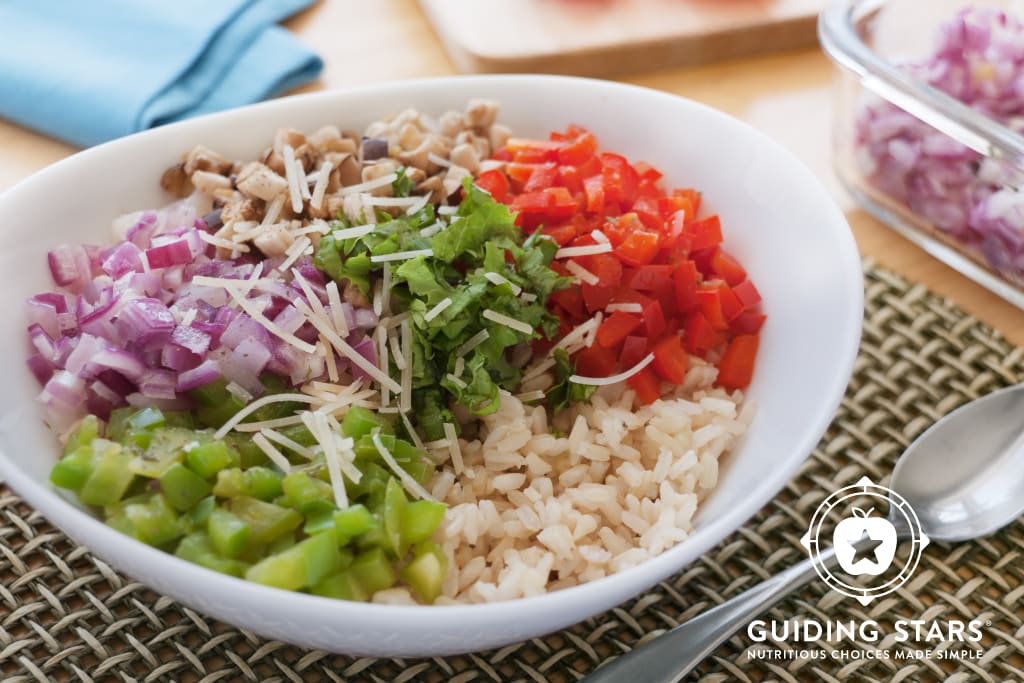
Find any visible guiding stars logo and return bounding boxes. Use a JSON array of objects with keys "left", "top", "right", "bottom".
[{"left": 801, "top": 476, "right": 929, "bottom": 605}]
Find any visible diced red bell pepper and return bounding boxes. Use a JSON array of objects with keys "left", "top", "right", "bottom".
[
  {"left": 658, "top": 195, "right": 694, "bottom": 221},
  {"left": 575, "top": 344, "right": 617, "bottom": 377},
  {"left": 597, "top": 312, "right": 643, "bottom": 349},
  {"left": 506, "top": 138, "right": 561, "bottom": 160},
  {"left": 600, "top": 153, "right": 640, "bottom": 207},
  {"left": 651, "top": 335, "right": 689, "bottom": 384},
  {"left": 673, "top": 260, "right": 700, "bottom": 313},
  {"left": 557, "top": 131, "right": 598, "bottom": 166},
  {"left": 717, "top": 335, "right": 759, "bottom": 390},
  {"left": 697, "top": 288, "right": 728, "bottom": 330},
  {"left": 582, "top": 283, "right": 616, "bottom": 313},
  {"left": 627, "top": 366, "right": 662, "bottom": 405},
  {"left": 550, "top": 286, "right": 586, "bottom": 322},
  {"left": 683, "top": 311, "right": 724, "bottom": 355},
  {"left": 583, "top": 253, "right": 622, "bottom": 288},
  {"left": 616, "top": 227, "right": 661, "bottom": 267},
  {"left": 686, "top": 215, "right": 723, "bottom": 251},
  {"left": 523, "top": 163, "right": 559, "bottom": 193},
  {"left": 541, "top": 222, "right": 580, "bottom": 246},
  {"left": 632, "top": 161, "right": 664, "bottom": 184},
  {"left": 583, "top": 175, "right": 605, "bottom": 215},
  {"left": 674, "top": 188, "right": 702, "bottom": 215},
  {"left": 642, "top": 300, "right": 666, "bottom": 339},
  {"left": 475, "top": 169, "right": 510, "bottom": 203},
  {"left": 619, "top": 335, "right": 648, "bottom": 369},
  {"left": 711, "top": 248, "right": 747, "bottom": 286},
  {"left": 558, "top": 165, "right": 584, "bottom": 194},
  {"left": 729, "top": 310, "right": 766, "bottom": 335},
  {"left": 717, "top": 285, "right": 743, "bottom": 322},
  {"left": 628, "top": 265, "right": 673, "bottom": 292},
  {"left": 732, "top": 280, "right": 762, "bottom": 310},
  {"left": 506, "top": 162, "right": 538, "bottom": 187}
]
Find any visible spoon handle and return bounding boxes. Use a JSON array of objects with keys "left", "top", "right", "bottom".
[{"left": 583, "top": 546, "right": 838, "bottom": 683}]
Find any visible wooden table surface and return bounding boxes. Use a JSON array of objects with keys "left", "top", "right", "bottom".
[{"left": 2, "top": 0, "right": 1022, "bottom": 345}]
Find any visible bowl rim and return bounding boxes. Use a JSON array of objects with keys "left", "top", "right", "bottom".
[{"left": 0, "top": 74, "right": 863, "bottom": 625}]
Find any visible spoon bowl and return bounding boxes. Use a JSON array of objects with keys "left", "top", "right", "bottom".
[
  {"left": 893, "top": 383, "right": 1024, "bottom": 542},
  {"left": 585, "top": 383, "right": 1024, "bottom": 683}
]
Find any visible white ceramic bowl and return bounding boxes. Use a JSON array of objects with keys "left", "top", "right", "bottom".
[{"left": 0, "top": 76, "right": 862, "bottom": 656}]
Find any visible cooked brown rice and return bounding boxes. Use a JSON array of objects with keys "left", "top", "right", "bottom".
[{"left": 422, "top": 358, "right": 753, "bottom": 604}]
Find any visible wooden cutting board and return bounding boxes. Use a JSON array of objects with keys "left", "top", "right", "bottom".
[{"left": 419, "top": 0, "right": 832, "bottom": 76}]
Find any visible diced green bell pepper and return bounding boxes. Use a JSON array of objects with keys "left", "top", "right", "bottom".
[
  {"left": 64, "top": 414, "right": 101, "bottom": 455},
  {"left": 382, "top": 477, "right": 407, "bottom": 558},
  {"left": 185, "top": 440, "right": 237, "bottom": 479},
  {"left": 123, "top": 494, "right": 182, "bottom": 547},
  {"left": 243, "top": 467, "right": 283, "bottom": 501},
  {"left": 175, "top": 532, "right": 249, "bottom": 577},
  {"left": 50, "top": 445, "right": 96, "bottom": 492},
  {"left": 401, "top": 499, "right": 446, "bottom": 545},
  {"left": 245, "top": 529, "right": 340, "bottom": 590},
  {"left": 349, "top": 547, "right": 396, "bottom": 595},
  {"left": 228, "top": 496, "right": 302, "bottom": 545},
  {"left": 213, "top": 468, "right": 245, "bottom": 498},
  {"left": 281, "top": 471, "right": 335, "bottom": 516},
  {"left": 208, "top": 508, "right": 251, "bottom": 558},
  {"left": 333, "top": 504, "right": 377, "bottom": 544},
  {"left": 160, "top": 463, "right": 212, "bottom": 511},
  {"left": 79, "top": 440, "right": 135, "bottom": 506}
]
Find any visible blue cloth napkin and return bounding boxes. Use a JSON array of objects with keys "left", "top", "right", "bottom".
[{"left": 0, "top": 0, "right": 323, "bottom": 147}]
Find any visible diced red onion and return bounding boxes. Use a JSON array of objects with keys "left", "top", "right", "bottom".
[
  {"left": 126, "top": 211, "right": 158, "bottom": 248},
  {"left": 96, "top": 369, "right": 136, "bottom": 396},
  {"left": 115, "top": 297, "right": 176, "bottom": 343},
  {"left": 101, "top": 242, "right": 144, "bottom": 278},
  {"left": 176, "top": 359, "right": 221, "bottom": 391},
  {"left": 27, "top": 354, "right": 54, "bottom": 385},
  {"left": 88, "top": 348, "right": 147, "bottom": 382},
  {"left": 138, "top": 368, "right": 178, "bottom": 400},
  {"left": 353, "top": 307, "right": 379, "bottom": 329},
  {"left": 171, "top": 325, "right": 212, "bottom": 355},
  {"left": 39, "top": 370, "right": 87, "bottom": 432},
  {"left": 47, "top": 244, "right": 92, "bottom": 292},
  {"left": 26, "top": 297, "right": 62, "bottom": 339},
  {"left": 857, "top": 7, "right": 1024, "bottom": 280},
  {"left": 145, "top": 239, "right": 192, "bottom": 269},
  {"left": 221, "top": 314, "right": 270, "bottom": 349},
  {"left": 350, "top": 337, "right": 377, "bottom": 383},
  {"left": 161, "top": 343, "right": 201, "bottom": 372},
  {"left": 65, "top": 333, "right": 107, "bottom": 376}
]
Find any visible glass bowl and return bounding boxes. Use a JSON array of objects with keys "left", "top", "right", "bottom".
[{"left": 820, "top": 0, "right": 1024, "bottom": 307}]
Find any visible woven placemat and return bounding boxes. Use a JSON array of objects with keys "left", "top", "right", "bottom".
[{"left": 2, "top": 260, "right": 1023, "bottom": 683}]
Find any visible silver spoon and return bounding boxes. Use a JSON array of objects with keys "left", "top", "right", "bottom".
[{"left": 584, "top": 383, "right": 1024, "bottom": 683}]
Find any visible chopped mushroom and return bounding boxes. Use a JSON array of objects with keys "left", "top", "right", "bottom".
[{"left": 236, "top": 162, "right": 289, "bottom": 202}]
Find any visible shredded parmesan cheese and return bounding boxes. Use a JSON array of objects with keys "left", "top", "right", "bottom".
[
  {"left": 364, "top": 196, "right": 423, "bottom": 208},
  {"left": 606, "top": 303, "right": 644, "bottom": 313},
  {"left": 555, "top": 243, "right": 613, "bottom": 259},
  {"left": 252, "top": 433, "right": 293, "bottom": 474},
  {"left": 423, "top": 297, "right": 452, "bottom": 322},
  {"left": 443, "top": 423, "right": 464, "bottom": 475},
  {"left": 381, "top": 263, "right": 392, "bottom": 315},
  {"left": 333, "top": 224, "right": 376, "bottom": 240},
  {"left": 565, "top": 259, "right": 599, "bottom": 285},
  {"left": 371, "top": 433, "right": 435, "bottom": 501},
  {"left": 455, "top": 329, "right": 489, "bottom": 358},
  {"left": 339, "top": 173, "right": 398, "bottom": 195},
  {"left": 399, "top": 411, "right": 424, "bottom": 450},
  {"left": 225, "top": 381, "right": 253, "bottom": 403},
  {"left": 377, "top": 326, "right": 390, "bottom": 407},
  {"left": 418, "top": 221, "right": 445, "bottom": 238},
  {"left": 282, "top": 144, "right": 304, "bottom": 214},
  {"left": 302, "top": 412, "right": 348, "bottom": 508},
  {"left": 321, "top": 336, "right": 339, "bottom": 382},
  {"left": 519, "top": 292, "right": 537, "bottom": 303},
  {"left": 369, "top": 248, "right": 433, "bottom": 263},
  {"left": 310, "top": 160, "right": 333, "bottom": 211},
  {"left": 277, "top": 235, "right": 310, "bottom": 274},
  {"left": 262, "top": 195, "right": 285, "bottom": 227},
  {"left": 482, "top": 309, "right": 533, "bottom": 335},
  {"left": 400, "top": 320, "right": 412, "bottom": 414},
  {"left": 216, "top": 281, "right": 317, "bottom": 355},
  {"left": 427, "top": 152, "right": 452, "bottom": 168},
  {"left": 437, "top": 205, "right": 458, "bottom": 216},
  {"left": 482, "top": 272, "right": 522, "bottom": 295},
  {"left": 198, "top": 231, "right": 250, "bottom": 252},
  {"left": 516, "top": 390, "right": 546, "bottom": 402},
  {"left": 388, "top": 329, "right": 406, "bottom": 371},
  {"left": 293, "top": 298, "right": 402, "bottom": 393},
  {"left": 591, "top": 229, "right": 610, "bottom": 244},
  {"left": 405, "top": 193, "right": 430, "bottom": 216},
  {"left": 571, "top": 352, "right": 656, "bottom": 386},
  {"left": 446, "top": 374, "right": 467, "bottom": 389},
  {"left": 325, "top": 280, "right": 349, "bottom": 337},
  {"left": 214, "top": 392, "right": 319, "bottom": 439},
  {"left": 260, "top": 428, "right": 316, "bottom": 459}
]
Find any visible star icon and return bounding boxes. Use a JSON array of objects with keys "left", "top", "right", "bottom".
[{"left": 850, "top": 530, "right": 884, "bottom": 565}]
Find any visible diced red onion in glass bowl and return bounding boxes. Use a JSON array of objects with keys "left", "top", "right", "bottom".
[{"left": 856, "top": 7, "right": 1024, "bottom": 283}]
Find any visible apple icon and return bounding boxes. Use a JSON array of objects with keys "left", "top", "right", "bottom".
[{"left": 833, "top": 507, "right": 898, "bottom": 576}]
